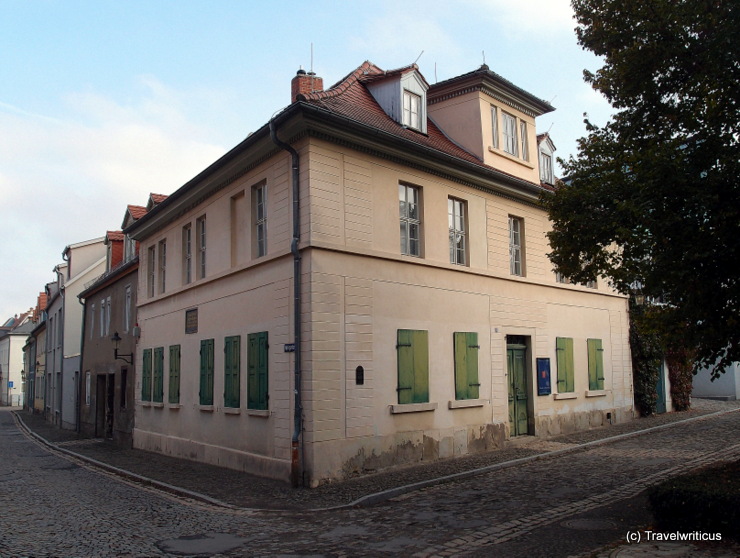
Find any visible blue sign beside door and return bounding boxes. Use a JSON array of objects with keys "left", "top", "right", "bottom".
[{"left": 536, "top": 358, "right": 551, "bottom": 396}]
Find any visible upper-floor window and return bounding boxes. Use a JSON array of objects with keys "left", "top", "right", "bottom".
[
  {"left": 540, "top": 152, "right": 554, "bottom": 184},
  {"left": 182, "top": 224, "right": 192, "bottom": 284},
  {"left": 520, "top": 121, "right": 529, "bottom": 161},
  {"left": 399, "top": 183, "right": 421, "bottom": 257},
  {"left": 491, "top": 106, "right": 499, "bottom": 149},
  {"left": 509, "top": 216, "right": 524, "bottom": 276},
  {"left": 124, "top": 235, "right": 136, "bottom": 262},
  {"left": 196, "top": 216, "right": 206, "bottom": 279},
  {"left": 253, "top": 184, "right": 267, "bottom": 258},
  {"left": 90, "top": 304, "right": 95, "bottom": 339},
  {"left": 158, "top": 240, "right": 167, "bottom": 294},
  {"left": 502, "top": 112, "right": 518, "bottom": 156},
  {"left": 147, "top": 246, "right": 156, "bottom": 298},
  {"left": 403, "top": 90, "right": 422, "bottom": 130},
  {"left": 448, "top": 197, "right": 467, "bottom": 266},
  {"left": 124, "top": 285, "right": 132, "bottom": 333}
]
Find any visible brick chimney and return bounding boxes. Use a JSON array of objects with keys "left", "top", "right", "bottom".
[{"left": 291, "top": 68, "right": 323, "bottom": 102}]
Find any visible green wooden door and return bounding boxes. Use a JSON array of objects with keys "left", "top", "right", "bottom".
[{"left": 507, "top": 346, "right": 529, "bottom": 436}]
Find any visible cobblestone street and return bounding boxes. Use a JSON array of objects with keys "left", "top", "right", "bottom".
[{"left": 1, "top": 403, "right": 739, "bottom": 557}]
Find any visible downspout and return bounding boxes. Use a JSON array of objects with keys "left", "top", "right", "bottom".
[
  {"left": 269, "top": 116, "right": 303, "bottom": 487},
  {"left": 54, "top": 264, "right": 66, "bottom": 427},
  {"left": 76, "top": 295, "right": 86, "bottom": 434}
]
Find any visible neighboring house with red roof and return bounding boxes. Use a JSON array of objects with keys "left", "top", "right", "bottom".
[{"left": 126, "top": 61, "right": 633, "bottom": 486}]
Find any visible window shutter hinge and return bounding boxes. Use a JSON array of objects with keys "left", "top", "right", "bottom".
[
  {"left": 396, "top": 343, "right": 412, "bottom": 348},
  {"left": 396, "top": 386, "right": 412, "bottom": 391}
]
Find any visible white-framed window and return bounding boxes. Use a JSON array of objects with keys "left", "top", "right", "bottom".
[
  {"left": 491, "top": 105, "right": 499, "bottom": 149},
  {"left": 509, "top": 216, "right": 524, "bottom": 276},
  {"left": 183, "top": 224, "right": 192, "bottom": 284},
  {"left": 399, "top": 183, "right": 421, "bottom": 257},
  {"left": 124, "top": 285, "right": 132, "bottom": 333},
  {"left": 403, "top": 90, "right": 422, "bottom": 130},
  {"left": 124, "top": 235, "right": 136, "bottom": 262},
  {"left": 502, "top": 112, "right": 518, "bottom": 156},
  {"left": 196, "top": 216, "right": 206, "bottom": 279},
  {"left": 520, "top": 121, "right": 529, "bottom": 161},
  {"left": 147, "top": 246, "right": 156, "bottom": 298},
  {"left": 90, "top": 304, "right": 95, "bottom": 339},
  {"left": 158, "top": 240, "right": 167, "bottom": 293},
  {"left": 540, "top": 152, "right": 554, "bottom": 184},
  {"left": 253, "top": 184, "right": 267, "bottom": 258},
  {"left": 99, "top": 299, "right": 105, "bottom": 337},
  {"left": 105, "top": 297, "right": 111, "bottom": 336},
  {"left": 448, "top": 197, "right": 467, "bottom": 266}
]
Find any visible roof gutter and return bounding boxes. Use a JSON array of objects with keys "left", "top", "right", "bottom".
[{"left": 269, "top": 115, "right": 304, "bottom": 488}]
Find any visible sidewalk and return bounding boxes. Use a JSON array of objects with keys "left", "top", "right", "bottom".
[{"left": 12, "top": 398, "right": 740, "bottom": 513}]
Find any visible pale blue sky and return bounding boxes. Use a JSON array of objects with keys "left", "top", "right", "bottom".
[{"left": 0, "top": 0, "right": 612, "bottom": 320}]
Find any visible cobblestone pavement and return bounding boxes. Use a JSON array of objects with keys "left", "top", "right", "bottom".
[{"left": 2, "top": 399, "right": 739, "bottom": 557}]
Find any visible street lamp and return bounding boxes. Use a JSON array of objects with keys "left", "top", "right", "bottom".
[{"left": 110, "top": 331, "right": 134, "bottom": 364}]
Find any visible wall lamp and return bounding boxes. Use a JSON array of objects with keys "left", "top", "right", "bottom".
[{"left": 111, "top": 331, "right": 134, "bottom": 364}]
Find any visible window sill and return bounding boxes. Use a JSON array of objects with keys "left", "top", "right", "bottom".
[
  {"left": 199, "top": 405, "right": 214, "bottom": 413},
  {"left": 488, "top": 146, "right": 535, "bottom": 169},
  {"left": 224, "top": 407, "right": 241, "bottom": 415},
  {"left": 586, "top": 390, "right": 606, "bottom": 398},
  {"left": 140, "top": 401, "right": 151, "bottom": 407},
  {"left": 151, "top": 402, "right": 164, "bottom": 408},
  {"left": 554, "top": 393, "right": 577, "bottom": 400},
  {"left": 167, "top": 403, "right": 181, "bottom": 410},
  {"left": 247, "top": 409, "right": 270, "bottom": 418},
  {"left": 390, "top": 402, "right": 438, "bottom": 414},
  {"left": 448, "top": 399, "right": 487, "bottom": 409}
]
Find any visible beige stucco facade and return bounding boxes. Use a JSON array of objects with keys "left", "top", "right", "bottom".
[{"left": 129, "top": 63, "right": 634, "bottom": 486}]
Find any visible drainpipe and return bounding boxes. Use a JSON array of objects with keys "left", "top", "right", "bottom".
[
  {"left": 76, "top": 295, "right": 86, "bottom": 434},
  {"left": 54, "top": 264, "right": 66, "bottom": 427},
  {"left": 269, "top": 116, "right": 303, "bottom": 487}
]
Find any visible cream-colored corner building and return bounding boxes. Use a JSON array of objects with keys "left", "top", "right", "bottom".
[{"left": 127, "top": 62, "right": 634, "bottom": 487}]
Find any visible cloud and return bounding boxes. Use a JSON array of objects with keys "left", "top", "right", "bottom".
[{"left": 0, "top": 77, "right": 227, "bottom": 319}]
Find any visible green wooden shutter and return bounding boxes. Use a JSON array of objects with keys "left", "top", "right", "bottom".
[
  {"left": 247, "top": 332, "right": 268, "bottom": 410},
  {"left": 141, "top": 348, "right": 152, "bottom": 401},
  {"left": 168, "top": 345, "right": 180, "bottom": 404},
  {"left": 153, "top": 347, "right": 164, "bottom": 402},
  {"left": 224, "top": 336, "right": 240, "bottom": 408},
  {"left": 397, "top": 329, "right": 429, "bottom": 404},
  {"left": 587, "top": 338, "right": 605, "bottom": 390},
  {"left": 556, "top": 337, "right": 574, "bottom": 393},
  {"left": 454, "top": 332, "right": 479, "bottom": 400},
  {"left": 200, "top": 339, "right": 214, "bottom": 405}
]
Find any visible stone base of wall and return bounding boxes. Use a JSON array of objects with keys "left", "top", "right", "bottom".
[
  {"left": 132, "top": 428, "right": 291, "bottom": 481},
  {"left": 307, "top": 423, "right": 508, "bottom": 488},
  {"left": 533, "top": 406, "right": 635, "bottom": 438}
]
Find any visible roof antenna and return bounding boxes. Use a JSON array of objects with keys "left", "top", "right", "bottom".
[
  {"left": 413, "top": 50, "right": 424, "bottom": 65},
  {"left": 482, "top": 50, "right": 486, "bottom": 65},
  {"left": 310, "top": 42, "right": 314, "bottom": 74}
]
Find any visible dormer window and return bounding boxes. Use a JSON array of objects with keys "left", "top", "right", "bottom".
[
  {"left": 502, "top": 112, "right": 518, "bottom": 156},
  {"left": 540, "top": 152, "right": 554, "bottom": 184},
  {"left": 403, "top": 90, "right": 422, "bottom": 130}
]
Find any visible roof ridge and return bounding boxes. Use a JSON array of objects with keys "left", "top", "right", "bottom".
[{"left": 301, "top": 61, "right": 383, "bottom": 102}]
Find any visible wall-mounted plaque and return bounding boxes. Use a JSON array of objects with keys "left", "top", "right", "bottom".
[{"left": 185, "top": 308, "right": 198, "bottom": 334}]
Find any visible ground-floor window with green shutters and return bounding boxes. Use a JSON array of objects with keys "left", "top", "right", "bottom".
[
  {"left": 587, "top": 338, "right": 605, "bottom": 390},
  {"left": 396, "top": 329, "right": 429, "bottom": 404},
  {"left": 141, "top": 348, "right": 152, "bottom": 401},
  {"left": 199, "top": 338, "right": 214, "bottom": 405},
  {"left": 153, "top": 347, "right": 164, "bottom": 403},
  {"left": 454, "top": 332, "right": 480, "bottom": 400},
  {"left": 168, "top": 345, "right": 181, "bottom": 404},
  {"left": 224, "top": 335, "right": 241, "bottom": 408},
  {"left": 247, "top": 332, "right": 268, "bottom": 410},
  {"left": 556, "top": 337, "right": 575, "bottom": 393}
]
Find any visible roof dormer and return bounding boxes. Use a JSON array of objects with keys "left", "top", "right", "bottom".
[
  {"left": 364, "top": 64, "right": 429, "bottom": 134},
  {"left": 537, "top": 133, "right": 557, "bottom": 185}
]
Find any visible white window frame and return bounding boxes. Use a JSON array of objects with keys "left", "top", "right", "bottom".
[
  {"left": 520, "top": 121, "right": 529, "bottom": 161},
  {"left": 90, "top": 303, "right": 95, "bottom": 339},
  {"left": 540, "top": 152, "right": 554, "bottom": 184},
  {"left": 491, "top": 105, "right": 499, "bottom": 149},
  {"left": 509, "top": 216, "right": 523, "bottom": 276},
  {"left": 448, "top": 197, "right": 467, "bottom": 266},
  {"left": 503, "top": 112, "right": 518, "bottom": 156},
  {"left": 124, "top": 285, "right": 132, "bottom": 333},
  {"left": 147, "top": 246, "right": 156, "bottom": 298},
  {"left": 105, "top": 296, "right": 111, "bottom": 336},
  {"left": 158, "top": 240, "right": 166, "bottom": 294},
  {"left": 99, "top": 299, "right": 105, "bottom": 337},
  {"left": 399, "top": 183, "right": 421, "bottom": 257},
  {"left": 196, "top": 216, "right": 206, "bottom": 279},
  {"left": 403, "top": 90, "right": 422, "bottom": 130},
  {"left": 253, "top": 184, "right": 267, "bottom": 258},
  {"left": 183, "top": 224, "right": 192, "bottom": 284}
]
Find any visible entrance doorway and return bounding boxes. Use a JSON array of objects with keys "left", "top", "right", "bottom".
[
  {"left": 95, "top": 374, "right": 114, "bottom": 439},
  {"left": 507, "top": 336, "right": 530, "bottom": 437}
]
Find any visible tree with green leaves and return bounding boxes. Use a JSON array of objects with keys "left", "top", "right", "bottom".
[{"left": 544, "top": 0, "right": 740, "bottom": 378}]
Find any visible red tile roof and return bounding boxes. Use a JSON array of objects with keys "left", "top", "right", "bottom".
[
  {"left": 127, "top": 205, "right": 147, "bottom": 220},
  {"left": 106, "top": 230, "right": 124, "bottom": 242},
  {"left": 150, "top": 193, "right": 168, "bottom": 204},
  {"left": 301, "top": 61, "right": 486, "bottom": 168}
]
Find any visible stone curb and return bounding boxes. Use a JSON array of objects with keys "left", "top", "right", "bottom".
[{"left": 12, "top": 406, "right": 740, "bottom": 513}]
